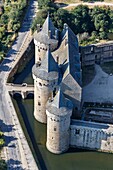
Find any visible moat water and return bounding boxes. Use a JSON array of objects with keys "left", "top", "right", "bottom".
[{"left": 12, "top": 57, "right": 113, "bottom": 170}]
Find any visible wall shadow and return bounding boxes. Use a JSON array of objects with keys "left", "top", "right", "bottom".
[
  {"left": 7, "top": 159, "right": 25, "bottom": 170},
  {"left": 0, "top": 119, "right": 15, "bottom": 133},
  {"left": 4, "top": 135, "right": 17, "bottom": 146}
]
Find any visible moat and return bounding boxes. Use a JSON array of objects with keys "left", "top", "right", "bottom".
[{"left": 11, "top": 57, "right": 113, "bottom": 170}]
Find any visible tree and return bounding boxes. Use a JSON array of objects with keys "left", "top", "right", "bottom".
[
  {"left": 0, "top": 160, "right": 7, "bottom": 170},
  {"left": 1, "top": 14, "right": 8, "bottom": 25},
  {"left": 72, "top": 5, "right": 94, "bottom": 34},
  {"left": 38, "top": 0, "right": 52, "bottom": 9},
  {"left": 13, "top": 23, "right": 20, "bottom": 32}
]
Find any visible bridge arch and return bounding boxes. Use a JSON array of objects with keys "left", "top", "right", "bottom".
[
  {"left": 12, "top": 92, "right": 22, "bottom": 99},
  {"left": 27, "top": 92, "right": 34, "bottom": 99}
]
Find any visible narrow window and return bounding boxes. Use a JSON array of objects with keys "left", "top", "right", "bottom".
[
  {"left": 38, "top": 101, "right": 41, "bottom": 106},
  {"left": 56, "top": 56, "right": 59, "bottom": 63},
  {"left": 53, "top": 88, "right": 56, "bottom": 97},
  {"left": 39, "top": 82, "right": 42, "bottom": 86},
  {"left": 76, "top": 129, "right": 80, "bottom": 135},
  {"left": 54, "top": 127, "right": 56, "bottom": 131}
]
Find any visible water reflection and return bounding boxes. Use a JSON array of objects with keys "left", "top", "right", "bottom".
[{"left": 13, "top": 57, "right": 34, "bottom": 84}]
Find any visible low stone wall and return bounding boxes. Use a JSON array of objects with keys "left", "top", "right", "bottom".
[
  {"left": 80, "top": 41, "right": 113, "bottom": 66},
  {"left": 7, "top": 39, "right": 34, "bottom": 82},
  {"left": 70, "top": 120, "right": 113, "bottom": 153}
]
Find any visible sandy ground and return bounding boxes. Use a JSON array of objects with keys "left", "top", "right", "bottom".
[{"left": 83, "top": 64, "right": 113, "bottom": 103}]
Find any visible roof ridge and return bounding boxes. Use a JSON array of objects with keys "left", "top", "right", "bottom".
[
  {"left": 40, "top": 48, "right": 58, "bottom": 73},
  {"left": 42, "top": 14, "right": 56, "bottom": 37},
  {"left": 52, "top": 88, "right": 67, "bottom": 108}
]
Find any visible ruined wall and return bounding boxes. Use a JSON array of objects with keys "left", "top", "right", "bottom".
[
  {"left": 81, "top": 42, "right": 113, "bottom": 66},
  {"left": 70, "top": 120, "right": 113, "bottom": 153},
  {"left": 7, "top": 40, "right": 34, "bottom": 82}
]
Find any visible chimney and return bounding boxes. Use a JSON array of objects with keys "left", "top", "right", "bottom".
[
  {"left": 55, "top": 29, "right": 58, "bottom": 40},
  {"left": 48, "top": 30, "right": 51, "bottom": 38},
  {"left": 63, "top": 23, "right": 68, "bottom": 30}
]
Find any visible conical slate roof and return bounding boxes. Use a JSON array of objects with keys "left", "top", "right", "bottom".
[
  {"left": 42, "top": 13, "right": 56, "bottom": 37},
  {"left": 52, "top": 89, "right": 67, "bottom": 108},
  {"left": 40, "top": 49, "right": 58, "bottom": 73}
]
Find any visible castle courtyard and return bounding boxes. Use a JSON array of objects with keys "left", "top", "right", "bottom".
[{"left": 83, "top": 64, "right": 113, "bottom": 104}]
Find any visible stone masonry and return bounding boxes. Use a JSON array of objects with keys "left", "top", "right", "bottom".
[{"left": 32, "top": 14, "right": 113, "bottom": 154}]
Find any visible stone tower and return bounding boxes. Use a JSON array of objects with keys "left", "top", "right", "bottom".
[
  {"left": 34, "top": 14, "right": 59, "bottom": 63},
  {"left": 46, "top": 89, "right": 73, "bottom": 154},
  {"left": 32, "top": 49, "right": 59, "bottom": 123}
]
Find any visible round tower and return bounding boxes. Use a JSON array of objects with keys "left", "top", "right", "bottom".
[
  {"left": 46, "top": 89, "right": 73, "bottom": 154},
  {"left": 32, "top": 49, "right": 59, "bottom": 123},
  {"left": 34, "top": 14, "right": 59, "bottom": 63}
]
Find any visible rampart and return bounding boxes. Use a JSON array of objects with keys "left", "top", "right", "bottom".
[
  {"left": 81, "top": 41, "right": 113, "bottom": 66},
  {"left": 70, "top": 120, "right": 113, "bottom": 153},
  {"left": 7, "top": 39, "right": 35, "bottom": 82}
]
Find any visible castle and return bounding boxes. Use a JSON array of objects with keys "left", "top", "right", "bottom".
[{"left": 32, "top": 14, "right": 113, "bottom": 154}]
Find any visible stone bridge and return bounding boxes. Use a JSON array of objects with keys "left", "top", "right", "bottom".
[{"left": 6, "top": 83, "right": 34, "bottom": 99}]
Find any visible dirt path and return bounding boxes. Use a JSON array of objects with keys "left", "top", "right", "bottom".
[{"left": 62, "top": 2, "right": 113, "bottom": 9}]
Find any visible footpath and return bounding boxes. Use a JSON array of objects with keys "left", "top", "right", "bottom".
[{"left": 0, "top": 0, "right": 39, "bottom": 169}]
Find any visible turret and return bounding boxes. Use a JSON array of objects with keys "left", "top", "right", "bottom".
[
  {"left": 32, "top": 49, "right": 59, "bottom": 123},
  {"left": 46, "top": 89, "right": 73, "bottom": 154},
  {"left": 34, "top": 14, "right": 59, "bottom": 63}
]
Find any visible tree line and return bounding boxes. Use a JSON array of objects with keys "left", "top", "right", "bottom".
[
  {"left": 31, "top": 0, "right": 113, "bottom": 45},
  {"left": 0, "top": 131, "right": 7, "bottom": 170},
  {"left": 0, "top": 0, "right": 27, "bottom": 60}
]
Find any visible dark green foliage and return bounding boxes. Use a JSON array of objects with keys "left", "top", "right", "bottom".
[
  {"left": 91, "top": 6, "right": 111, "bottom": 33},
  {"left": 33, "top": 3, "right": 113, "bottom": 39},
  {"left": 0, "top": 0, "right": 27, "bottom": 60},
  {"left": 0, "top": 129, "right": 7, "bottom": 170},
  {"left": 31, "top": 9, "right": 48, "bottom": 32},
  {"left": 71, "top": 5, "right": 94, "bottom": 34},
  {"left": 0, "top": 160, "right": 7, "bottom": 170},
  {"left": 32, "top": 1, "right": 113, "bottom": 45},
  {"left": 38, "top": 0, "right": 53, "bottom": 9}
]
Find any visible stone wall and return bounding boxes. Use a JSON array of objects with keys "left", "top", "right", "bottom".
[
  {"left": 7, "top": 40, "right": 34, "bottom": 82},
  {"left": 70, "top": 120, "right": 113, "bottom": 153},
  {"left": 81, "top": 41, "right": 113, "bottom": 66},
  {"left": 34, "top": 39, "right": 58, "bottom": 63},
  {"left": 32, "top": 75, "right": 59, "bottom": 123},
  {"left": 46, "top": 110, "right": 71, "bottom": 154}
]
